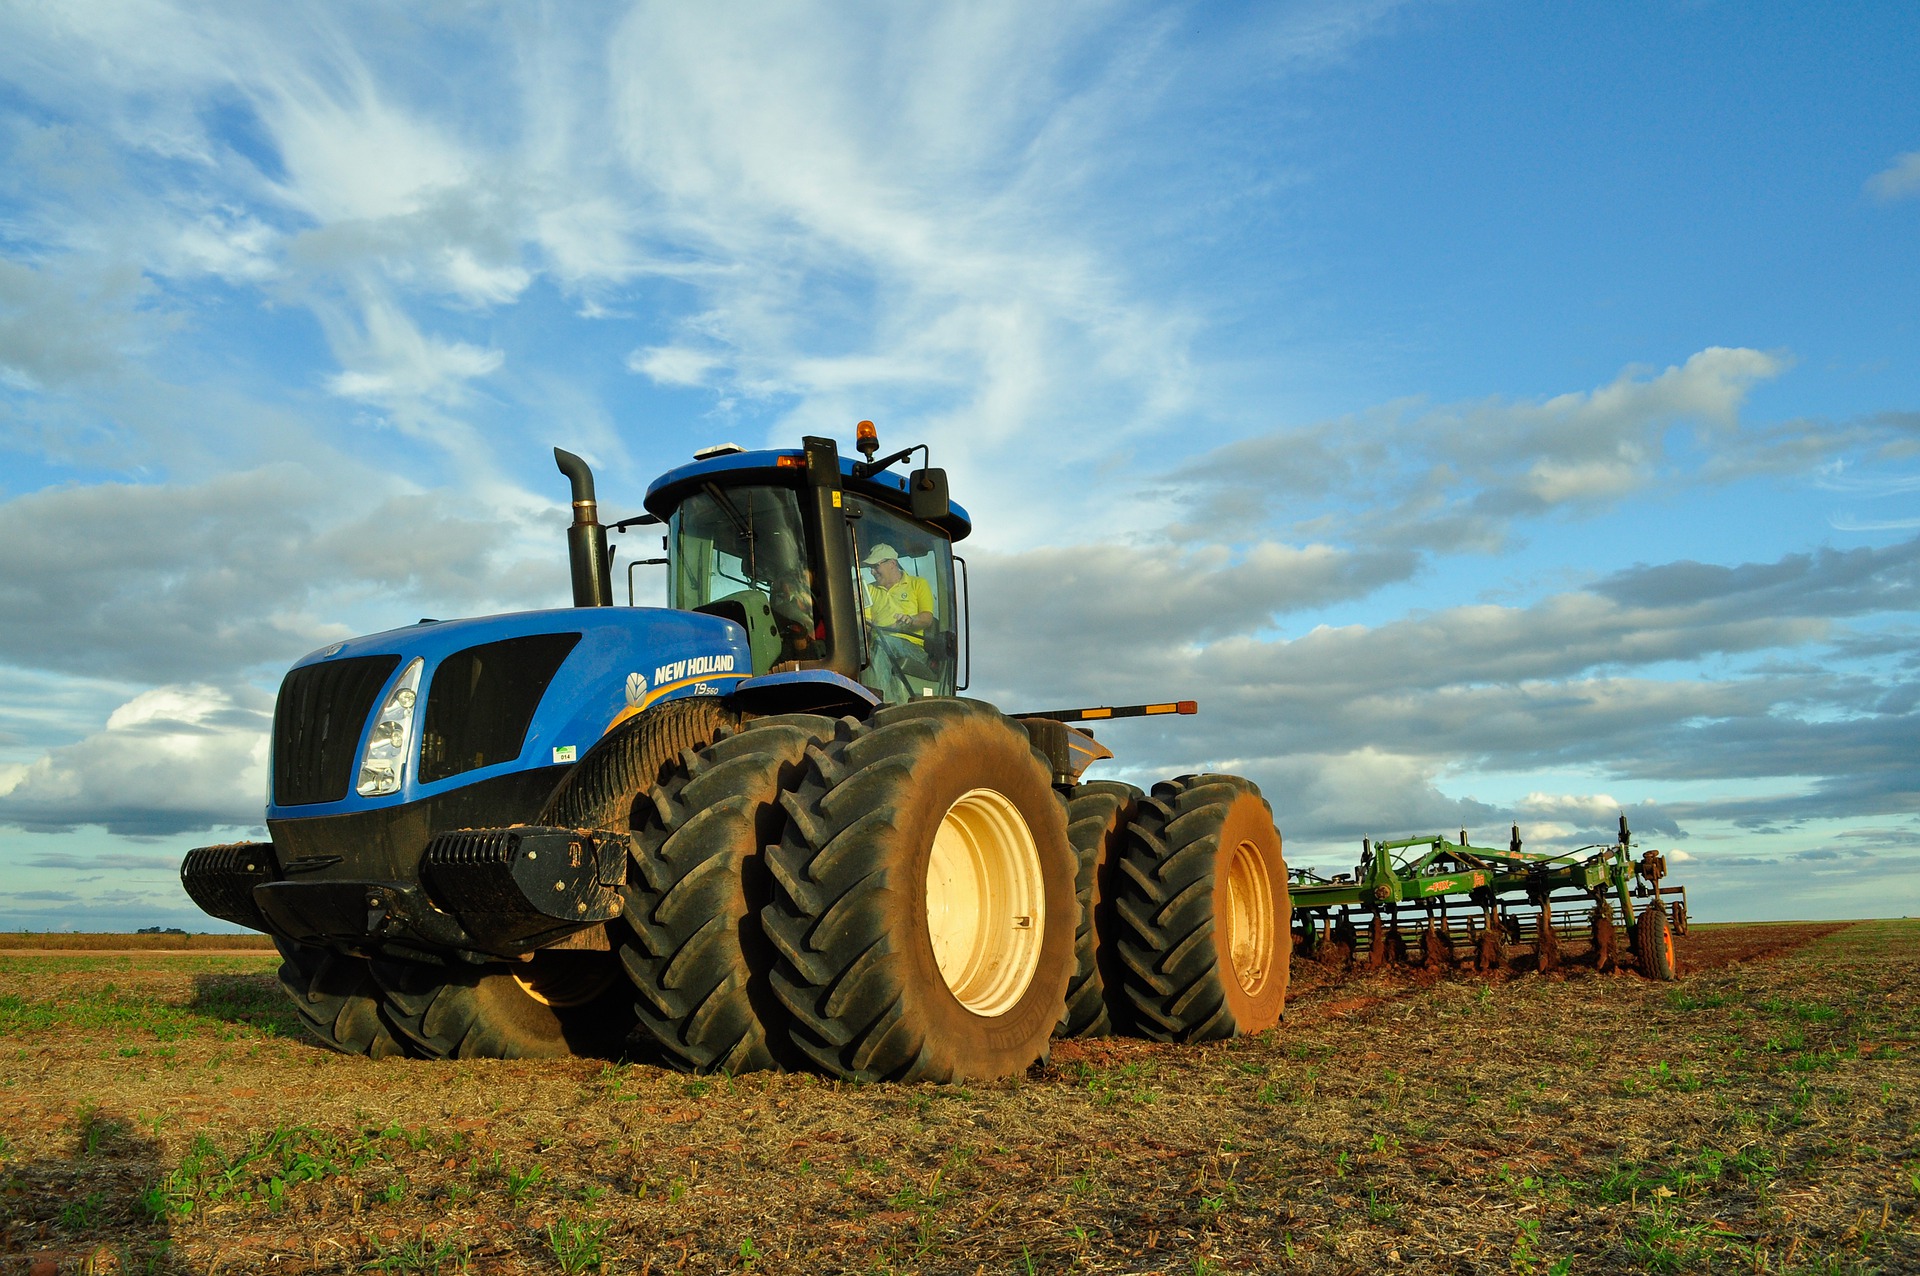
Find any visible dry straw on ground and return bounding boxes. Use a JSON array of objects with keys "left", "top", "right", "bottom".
[{"left": 1, "top": 920, "right": 1912, "bottom": 1273}]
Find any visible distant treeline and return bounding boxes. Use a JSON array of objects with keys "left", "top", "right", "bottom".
[{"left": 0, "top": 931, "right": 277, "bottom": 950}]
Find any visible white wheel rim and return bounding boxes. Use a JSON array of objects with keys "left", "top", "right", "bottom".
[
  {"left": 925, "top": 787, "right": 1045, "bottom": 1017},
  {"left": 511, "top": 954, "right": 615, "bottom": 1008},
  {"left": 1224, "top": 838, "right": 1274, "bottom": 995}
]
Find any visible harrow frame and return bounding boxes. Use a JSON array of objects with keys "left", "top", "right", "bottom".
[{"left": 1288, "top": 817, "right": 1688, "bottom": 971}]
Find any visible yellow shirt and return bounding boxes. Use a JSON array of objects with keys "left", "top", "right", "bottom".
[{"left": 866, "top": 573, "right": 935, "bottom": 644}]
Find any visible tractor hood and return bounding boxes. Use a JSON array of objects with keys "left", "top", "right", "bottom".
[{"left": 265, "top": 606, "right": 749, "bottom": 823}]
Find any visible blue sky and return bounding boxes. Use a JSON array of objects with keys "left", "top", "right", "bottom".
[{"left": 0, "top": 1, "right": 1915, "bottom": 929}]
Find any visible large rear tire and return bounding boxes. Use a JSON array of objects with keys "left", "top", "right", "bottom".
[
  {"left": 1112, "top": 774, "right": 1292, "bottom": 1041},
  {"left": 368, "top": 951, "right": 636, "bottom": 1059},
  {"left": 761, "top": 700, "right": 1075, "bottom": 1082},
  {"left": 619, "top": 714, "right": 835, "bottom": 1073},
  {"left": 274, "top": 938, "right": 410, "bottom": 1059},
  {"left": 1057, "top": 780, "right": 1141, "bottom": 1039}
]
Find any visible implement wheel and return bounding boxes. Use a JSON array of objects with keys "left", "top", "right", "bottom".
[
  {"left": 274, "top": 938, "right": 410, "bottom": 1059},
  {"left": 762, "top": 700, "right": 1075, "bottom": 1082},
  {"left": 369, "top": 951, "right": 636, "bottom": 1059},
  {"left": 618, "top": 715, "right": 834, "bottom": 1073},
  {"left": 1058, "top": 780, "right": 1142, "bottom": 1038},
  {"left": 1112, "top": 774, "right": 1292, "bottom": 1041},
  {"left": 1633, "top": 902, "right": 1679, "bottom": 981}
]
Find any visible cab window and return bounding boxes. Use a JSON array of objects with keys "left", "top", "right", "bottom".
[
  {"left": 669, "top": 485, "right": 820, "bottom": 674},
  {"left": 846, "top": 495, "right": 957, "bottom": 704}
]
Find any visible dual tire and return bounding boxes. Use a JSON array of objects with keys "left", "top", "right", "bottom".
[
  {"left": 617, "top": 714, "right": 834, "bottom": 1073},
  {"left": 624, "top": 704, "right": 1296, "bottom": 1075},
  {"left": 273, "top": 937, "right": 409, "bottom": 1059},
  {"left": 762, "top": 700, "right": 1076, "bottom": 1082},
  {"left": 1110, "top": 775, "right": 1292, "bottom": 1041},
  {"left": 1057, "top": 781, "right": 1142, "bottom": 1038},
  {"left": 278, "top": 935, "right": 630, "bottom": 1061},
  {"left": 611, "top": 699, "right": 1077, "bottom": 1080}
]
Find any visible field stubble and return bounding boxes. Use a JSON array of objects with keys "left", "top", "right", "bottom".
[{"left": 0, "top": 920, "right": 1912, "bottom": 1274}]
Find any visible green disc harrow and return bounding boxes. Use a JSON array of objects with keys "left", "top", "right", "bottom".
[{"left": 1288, "top": 816, "right": 1689, "bottom": 977}]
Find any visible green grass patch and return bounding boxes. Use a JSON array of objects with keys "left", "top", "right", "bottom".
[
  {"left": 545, "top": 1215, "right": 610, "bottom": 1273},
  {"left": 1586, "top": 1144, "right": 1781, "bottom": 1205},
  {"left": 0, "top": 971, "right": 298, "bottom": 1040},
  {"left": 144, "top": 1121, "right": 467, "bottom": 1219}
]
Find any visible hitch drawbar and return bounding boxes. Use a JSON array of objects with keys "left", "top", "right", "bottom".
[{"left": 182, "top": 826, "right": 627, "bottom": 958}]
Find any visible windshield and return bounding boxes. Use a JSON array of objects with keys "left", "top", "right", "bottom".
[
  {"left": 670, "top": 485, "right": 820, "bottom": 674},
  {"left": 847, "top": 495, "right": 958, "bottom": 704}
]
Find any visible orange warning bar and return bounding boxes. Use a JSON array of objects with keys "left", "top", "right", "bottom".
[{"left": 1013, "top": 701, "right": 1200, "bottom": 724}]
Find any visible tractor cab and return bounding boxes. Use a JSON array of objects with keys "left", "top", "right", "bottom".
[{"left": 640, "top": 428, "right": 969, "bottom": 707}]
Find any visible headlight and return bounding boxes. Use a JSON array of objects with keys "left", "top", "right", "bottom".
[{"left": 356, "top": 657, "right": 424, "bottom": 797}]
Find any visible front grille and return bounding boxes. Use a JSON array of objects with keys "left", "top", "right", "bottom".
[
  {"left": 273, "top": 655, "right": 401, "bottom": 805},
  {"left": 420, "top": 633, "right": 580, "bottom": 783}
]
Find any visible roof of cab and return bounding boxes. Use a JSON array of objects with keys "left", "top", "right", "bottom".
[{"left": 643, "top": 448, "right": 972, "bottom": 541}]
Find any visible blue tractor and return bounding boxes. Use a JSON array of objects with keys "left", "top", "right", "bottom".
[{"left": 181, "top": 426, "right": 1293, "bottom": 1081}]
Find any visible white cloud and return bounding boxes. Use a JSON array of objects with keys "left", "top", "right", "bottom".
[
  {"left": 627, "top": 345, "right": 723, "bottom": 388},
  {"left": 0, "top": 1, "right": 1398, "bottom": 549},
  {"left": 258, "top": 64, "right": 474, "bottom": 224},
  {"left": 1866, "top": 150, "right": 1920, "bottom": 203},
  {"left": 1519, "top": 791, "right": 1622, "bottom": 818},
  {"left": 975, "top": 530, "right": 1918, "bottom": 852},
  {"left": 440, "top": 246, "right": 529, "bottom": 306},
  {"left": 321, "top": 295, "right": 503, "bottom": 411},
  {"left": 0, "top": 683, "right": 270, "bottom": 835},
  {"left": 162, "top": 208, "right": 280, "bottom": 283},
  {"left": 0, "top": 467, "right": 562, "bottom": 683},
  {"left": 1524, "top": 454, "right": 1641, "bottom": 504},
  {"left": 974, "top": 538, "right": 1417, "bottom": 655},
  {"left": 975, "top": 533, "right": 1916, "bottom": 721},
  {"left": 1174, "top": 347, "right": 1792, "bottom": 552}
]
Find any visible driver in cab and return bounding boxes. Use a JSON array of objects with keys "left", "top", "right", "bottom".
[{"left": 863, "top": 543, "right": 934, "bottom": 642}]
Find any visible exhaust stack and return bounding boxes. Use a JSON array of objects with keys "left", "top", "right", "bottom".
[{"left": 553, "top": 448, "right": 612, "bottom": 607}]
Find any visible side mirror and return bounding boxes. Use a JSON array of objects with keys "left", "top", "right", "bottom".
[{"left": 908, "top": 467, "right": 950, "bottom": 522}]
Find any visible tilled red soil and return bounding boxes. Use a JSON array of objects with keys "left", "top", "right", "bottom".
[
  {"left": 1675, "top": 920, "right": 1853, "bottom": 971},
  {"left": 1052, "top": 918, "right": 1856, "bottom": 1075}
]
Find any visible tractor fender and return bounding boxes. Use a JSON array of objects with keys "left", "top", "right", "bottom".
[{"left": 726, "top": 669, "right": 880, "bottom": 719}]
